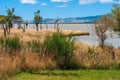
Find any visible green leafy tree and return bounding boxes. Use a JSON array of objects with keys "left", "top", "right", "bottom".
[
  {"left": 6, "top": 8, "right": 15, "bottom": 34},
  {"left": 34, "top": 9, "right": 42, "bottom": 31},
  {"left": 112, "top": 4, "right": 120, "bottom": 31}
]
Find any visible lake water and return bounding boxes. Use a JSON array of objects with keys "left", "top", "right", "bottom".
[{"left": 19, "top": 24, "right": 120, "bottom": 48}]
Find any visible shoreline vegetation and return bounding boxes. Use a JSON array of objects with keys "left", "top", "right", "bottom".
[
  {"left": 0, "top": 28, "right": 89, "bottom": 37},
  {"left": 0, "top": 26, "right": 119, "bottom": 80},
  {"left": 0, "top": 28, "right": 89, "bottom": 43}
]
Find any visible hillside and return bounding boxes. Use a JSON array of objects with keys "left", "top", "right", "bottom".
[{"left": 29, "top": 15, "right": 102, "bottom": 24}]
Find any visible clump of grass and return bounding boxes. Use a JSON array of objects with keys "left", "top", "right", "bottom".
[
  {"left": 27, "top": 40, "right": 41, "bottom": 54},
  {"left": 0, "top": 53, "right": 21, "bottom": 80},
  {"left": 20, "top": 52, "right": 56, "bottom": 73}
]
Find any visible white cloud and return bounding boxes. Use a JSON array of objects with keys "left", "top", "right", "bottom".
[
  {"left": 57, "top": 4, "right": 68, "bottom": 7},
  {"left": 100, "top": 0, "right": 113, "bottom": 3},
  {"left": 79, "top": 0, "right": 97, "bottom": 4},
  {"left": 79, "top": 0, "right": 114, "bottom": 4},
  {"left": 20, "top": 0, "right": 37, "bottom": 4},
  {"left": 41, "top": 3, "right": 47, "bottom": 6},
  {"left": 51, "top": 0, "right": 71, "bottom": 2}
]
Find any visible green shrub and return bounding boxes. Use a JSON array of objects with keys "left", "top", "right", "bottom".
[
  {"left": 0, "top": 37, "right": 21, "bottom": 53},
  {"left": 113, "top": 27, "right": 120, "bottom": 32},
  {"left": 44, "top": 32, "right": 75, "bottom": 69},
  {"left": 27, "top": 40, "right": 41, "bottom": 54},
  {"left": 5, "top": 37, "right": 21, "bottom": 51}
]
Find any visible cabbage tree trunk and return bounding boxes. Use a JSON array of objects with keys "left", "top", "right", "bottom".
[{"left": 36, "top": 23, "right": 39, "bottom": 31}]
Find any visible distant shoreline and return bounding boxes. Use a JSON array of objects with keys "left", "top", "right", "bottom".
[{"left": 13, "top": 23, "right": 93, "bottom": 25}]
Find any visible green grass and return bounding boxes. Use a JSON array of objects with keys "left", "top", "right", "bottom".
[{"left": 8, "top": 70, "right": 120, "bottom": 80}]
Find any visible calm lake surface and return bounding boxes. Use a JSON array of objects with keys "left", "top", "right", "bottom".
[{"left": 20, "top": 24, "right": 120, "bottom": 48}]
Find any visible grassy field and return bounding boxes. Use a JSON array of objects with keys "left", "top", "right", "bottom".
[{"left": 8, "top": 70, "right": 120, "bottom": 80}]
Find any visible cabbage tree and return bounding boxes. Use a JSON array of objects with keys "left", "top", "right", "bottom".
[{"left": 34, "top": 9, "right": 42, "bottom": 31}]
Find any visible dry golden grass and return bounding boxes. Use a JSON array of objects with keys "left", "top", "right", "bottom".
[
  {"left": 0, "top": 51, "right": 56, "bottom": 79},
  {"left": 74, "top": 42, "right": 120, "bottom": 69},
  {"left": 21, "top": 51, "right": 56, "bottom": 70},
  {"left": 0, "top": 53, "right": 21, "bottom": 79},
  {"left": 0, "top": 28, "right": 89, "bottom": 43}
]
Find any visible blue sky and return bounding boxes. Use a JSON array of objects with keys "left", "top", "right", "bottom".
[{"left": 0, "top": 0, "right": 117, "bottom": 20}]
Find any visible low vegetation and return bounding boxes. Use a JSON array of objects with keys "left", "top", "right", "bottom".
[
  {"left": 0, "top": 29, "right": 119, "bottom": 80},
  {"left": 8, "top": 70, "right": 120, "bottom": 80},
  {"left": 44, "top": 32, "right": 76, "bottom": 69}
]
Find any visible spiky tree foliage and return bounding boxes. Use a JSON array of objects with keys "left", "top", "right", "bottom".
[
  {"left": 34, "top": 9, "right": 42, "bottom": 31},
  {"left": 13, "top": 16, "right": 22, "bottom": 29},
  {"left": 6, "top": 8, "right": 15, "bottom": 34}
]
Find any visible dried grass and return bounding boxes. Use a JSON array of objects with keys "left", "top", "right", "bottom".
[
  {"left": 74, "top": 42, "right": 120, "bottom": 69},
  {"left": 0, "top": 28, "right": 89, "bottom": 43}
]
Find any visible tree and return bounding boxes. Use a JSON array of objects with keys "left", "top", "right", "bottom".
[
  {"left": 22, "top": 20, "right": 26, "bottom": 32},
  {"left": 6, "top": 8, "right": 15, "bottom": 34},
  {"left": 94, "top": 15, "right": 114, "bottom": 48},
  {"left": 0, "top": 15, "right": 8, "bottom": 37},
  {"left": 34, "top": 9, "right": 42, "bottom": 31},
  {"left": 45, "top": 18, "right": 48, "bottom": 29},
  {"left": 40, "top": 17, "right": 42, "bottom": 29},
  {"left": 25, "top": 20, "right": 28, "bottom": 29},
  {"left": 54, "top": 16, "right": 59, "bottom": 30},
  {"left": 112, "top": 3, "right": 120, "bottom": 31},
  {"left": 13, "top": 16, "right": 22, "bottom": 29}
]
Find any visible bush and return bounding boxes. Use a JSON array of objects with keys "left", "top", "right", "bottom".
[
  {"left": 5, "top": 37, "right": 21, "bottom": 52},
  {"left": 27, "top": 40, "right": 41, "bottom": 54},
  {"left": 0, "top": 37, "right": 21, "bottom": 53},
  {"left": 44, "top": 32, "right": 75, "bottom": 69}
]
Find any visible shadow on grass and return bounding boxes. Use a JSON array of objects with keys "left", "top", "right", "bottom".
[{"left": 29, "top": 71, "right": 81, "bottom": 77}]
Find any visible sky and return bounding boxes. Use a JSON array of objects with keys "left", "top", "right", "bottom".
[{"left": 0, "top": 0, "right": 118, "bottom": 20}]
